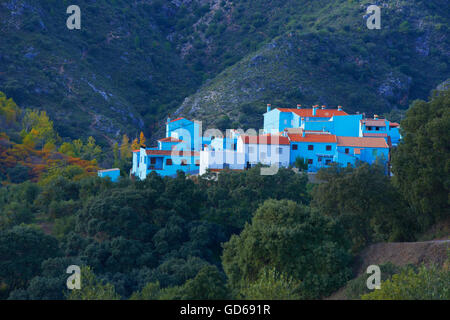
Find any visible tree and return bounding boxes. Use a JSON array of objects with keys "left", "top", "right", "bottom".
[
  {"left": 58, "top": 142, "right": 76, "bottom": 157},
  {"left": 120, "top": 134, "right": 131, "bottom": 160},
  {"left": 362, "top": 263, "right": 449, "bottom": 300},
  {"left": 67, "top": 266, "right": 120, "bottom": 300},
  {"left": 311, "top": 163, "right": 416, "bottom": 252},
  {"left": 391, "top": 88, "right": 450, "bottom": 228},
  {"left": 139, "top": 132, "right": 146, "bottom": 147},
  {"left": 0, "top": 226, "right": 60, "bottom": 298},
  {"left": 180, "top": 265, "right": 230, "bottom": 300},
  {"left": 82, "top": 137, "right": 102, "bottom": 161},
  {"left": 294, "top": 156, "right": 308, "bottom": 171},
  {"left": 241, "top": 268, "right": 302, "bottom": 300},
  {"left": 130, "top": 281, "right": 162, "bottom": 300},
  {"left": 131, "top": 138, "right": 140, "bottom": 150},
  {"left": 113, "top": 142, "right": 120, "bottom": 168},
  {"left": 222, "top": 199, "right": 352, "bottom": 299}
]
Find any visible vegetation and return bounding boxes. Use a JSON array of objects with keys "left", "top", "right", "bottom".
[
  {"left": 362, "top": 262, "right": 449, "bottom": 300},
  {"left": 391, "top": 87, "right": 450, "bottom": 229}
]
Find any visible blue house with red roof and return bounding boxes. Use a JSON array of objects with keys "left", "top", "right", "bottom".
[{"left": 130, "top": 104, "right": 401, "bottom": 178}]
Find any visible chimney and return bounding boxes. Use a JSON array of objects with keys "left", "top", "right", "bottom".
[
  {"left": 297, "top": 104, "right": 301, "bottom": 109},
  {"left": 312, "top": 105, "right": 318, "bottom": 116},
  {"left": 267, "top": 104, "right": 271, "bottom": 112},
  {"left": 338, "top": 105, "right": 343, "bottom": 111},
  {"left": 374, "top": 114, "right": 379, "bottom": 120},
  {"left": 321, "top": 105, "right": 326, "bottom": 110}
]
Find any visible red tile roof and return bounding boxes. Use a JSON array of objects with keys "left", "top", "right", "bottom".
[
  {"left": 361, "top": 119, "right": 387, "bottom": 127},
  {"left": 277, "top": 108, "right": 348, "bottom": 117},
  {"left": 158, "top": 137, "right": 183, "bottom": 142},
  {"left": 240, "top": 134, "right": 290, "bottom": 145},
  {"left": 362, "top": 133, "right": 388, "bottom": 138},
  {"left": 390, "top": 122, "right": 400, "bottom": 128},
  {"left": 337, "top": 137, "right": 388, "bottom": 148},
  {"left": 146, "top": 150, "right": 199, "bottom": 156},
  {"left": 288, "top": 133, "right": 337, "bottom": 143},
  {"left": 132, "top": 149, "right": 140, "bottom": 153}
]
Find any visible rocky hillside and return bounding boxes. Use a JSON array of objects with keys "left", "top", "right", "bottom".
[
  {"left": 0, "top": 0, "right": 448, "bottom": 144},
  {"left": 175, "top": 0, "right": 450, "bottom": 130}
]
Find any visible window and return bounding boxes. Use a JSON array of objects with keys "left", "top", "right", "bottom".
[
  {"left": 308, "top": 159, "right": 313, "bottom": 164},
  {"left": 376, "top": 127, "right": 380, "bottom": 131},
  {"left": 150, "top": 157, "right": 156, "bottom": 164},
  {"left": 326, "top": 145, "right": 332, "bottom": 151},
  {"left": 181, "top": 159, "right": 187, "bottom": 166},
  {"left": 318, "top": 156, "right": 322, "bottom": 162},
  {"left": 308, "top": 145, "right": 314, "bottom": 150},
  {"left": 345, "top": 148, "right": 349, "bottom": 154},
  {"left": 292, "top": 144, "right": 298, "bottom": 150},
  {"left": 166, "top": 159, "right": 172, "bottom": 165},
  {"left": 347, "top": 162, "right": 351, "bottom": 167},
  {"left": 325, "top": 159, "right": 332, "bottom": 165},
  {"left": 276, "top": 147, "right": 282, "bottom": 154},
  {"left": 195, "top": 160, "right": 200, "bottom": 166}
]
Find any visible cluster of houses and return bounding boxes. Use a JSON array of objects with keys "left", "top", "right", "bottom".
[{"left": 99, "top": 104, "right": 401, "bottom": 181}]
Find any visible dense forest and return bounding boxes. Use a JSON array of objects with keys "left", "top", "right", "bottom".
[{"left": 0, "top": 87, "right": 448, "bottom": 300}]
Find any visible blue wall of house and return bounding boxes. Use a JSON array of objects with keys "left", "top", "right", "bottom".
[
  {"left": 143, "top": 154, "right": 200, "bottom": 177},
  {"left": 290, "top": 142, "right": 337, "bottom": 172},
  {"left": 336, "top": 146, "right": 389, "bottom": 167},
  {"left": 98, "top": 169, "right": 120, "bottom": 182}
]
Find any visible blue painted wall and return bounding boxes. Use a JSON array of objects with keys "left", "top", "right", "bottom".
[{"left": 98, "top": 169, "right": 120, "bottom": 182}]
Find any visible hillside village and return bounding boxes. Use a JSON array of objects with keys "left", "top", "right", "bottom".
[{"left": 99, "top": 104, "right": 401, "bottom": 181}]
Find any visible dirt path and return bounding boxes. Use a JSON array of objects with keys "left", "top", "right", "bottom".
[{"left": 355, "top": 239, "right": 449, "bottom": 275}]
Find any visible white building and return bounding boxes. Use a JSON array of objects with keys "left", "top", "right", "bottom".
[{"left": 237, "top": 134, "right": 291, "bottom": 169}]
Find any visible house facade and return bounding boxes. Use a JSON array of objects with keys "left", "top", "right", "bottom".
[{"left": 129, "top": 104, "right": 401, "bottom": 179}]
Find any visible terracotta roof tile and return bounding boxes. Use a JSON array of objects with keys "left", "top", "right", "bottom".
[
  {"left": 361, "top": 119, "right": 387, "bottom": 127},
  {"left": 337, "top": 137, "right": 388, "bottom": 148},
  {"left": 277, "top": 108, "right": 348, "bottom": 117},
  {"left": 158, "top": 137, "right": 183, "bottom": 142},
  {"left": 240, "top": 134, "right": 290, "bottom": 145},
  {"left": 288, "top": 133, "right": 337, "bottom": 143},
  {"left": 362, "top": 133, "right": 388, "bottom": 137}
]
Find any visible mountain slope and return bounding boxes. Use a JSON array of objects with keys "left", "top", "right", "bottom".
[
  {"left": 175, "top": 0, "right": 450, "bottom": 130},
  {"left": 0, "top": 0, "right": 449, "bottom": 144}
]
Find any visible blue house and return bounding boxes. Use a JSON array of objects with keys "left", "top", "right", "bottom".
[
  {"left": 131, "top": 104, "right": 400, "bottom": 178},
  {"left": 336, "top": 136, "right": 389, "bottom": 170},
  {"left": 98, "top": 168, "right": 121, "bottom": 182},
  {"left": 359, "top": 117, "right": 402, "bottom": 147},
  {"left": 131, "top": 117, "right": 202, "bottom": 179},
  {"left": 263, "top": 104, "right": 348, "bottom": 134},
  {"left": 287, "top": 132, "right": 337, "bottom": 172}
]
